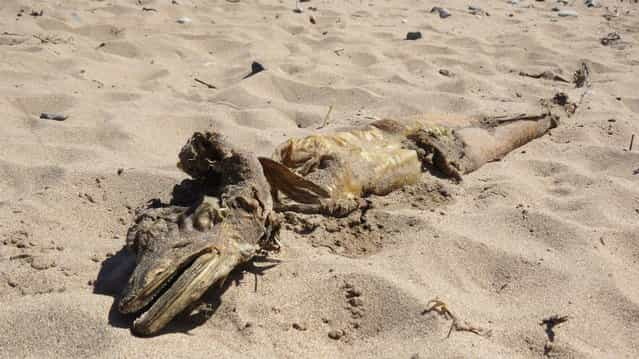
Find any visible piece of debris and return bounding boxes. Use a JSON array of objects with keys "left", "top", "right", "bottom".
[
  {"left": 584, "top": 0, "right": 601, "bottom": 8},
  {"left": 292, "top": 322, "right": 307, "bottom": 331},
  {"left": 422, "top": 298, "right": 492, "bottom": 338},
  {"left": 540, "top": 315, "right": 568, "bottom": 342},
  {"left": 10, "top": 253, "right": 32, "bottom": 261},
  {"left": 629, "top": 134, "right": 635, "bottom": 151},
  {"left": 550, "top": 92, "right": 577, "bottom": 114},
  {"left": 40, "top": 112, "right": 68, "bottom": 121},
  {"left": 439, "top": 69, "right": 454, "bottom": 77},
  {"left": 176, "top": 17, "right": 192, "bottom": 24},
  {"left": 600, "top": 32, "right": 621, "bottom": 46},
  {"left": 468, "top": 5, "right": 487, "bottom": 16},
  {"left": 309, "top": 15, "right": 316, "bottom": 24},
  {"left": 558, "top": 9, "right": 578, "bottom": 17},
  {"left": 82, "top": 193, "right": 96, "bottom": 203},
  {"left": 430, "top": 7, "right": 451, "bottom": 18},
  {"left": 519, "top": 70, "right": 569, "bottom": 83},
  {"left": 406, "top": 31, "right": 422, "bottom": 41},
  {"left": 333, "top": 48, "right": 344, "bottom": 56},
  {"left": 142, "top": 7, "right": 157, "bottom": 11},
  {"left": 117, "top": 168, "right": 124, "bottom": 175},
  {"left": 30, "top": 10, "right": 44, "bottom": 17},
  {"left": 573, "top": 62, "right": 590, "bottom": 88},
  {"left": 243, "top": 61, "right": 265, "bottom": 79},
  {"left": 194, "top": 78, "right": 217, "bottom": 89}
]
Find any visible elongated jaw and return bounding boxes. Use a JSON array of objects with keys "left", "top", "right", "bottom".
[{"left": 122, "top": 249, "right": 244, "bottom": 336}]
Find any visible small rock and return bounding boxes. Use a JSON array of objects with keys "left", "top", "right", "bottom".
[
  {"left": 90, "top": 254, "right": 101, "bottom": 263},
  {"left": 176, "top": 17, "right": 192, "bottom": 24},
  {"left": 83, "top": 193, "right": 96, "bottom": 203},
  {"left": 292, "top": 322, "right": 307, "bottom": 331},
  {"left": 7, "top": 279, "right": 18, "bottom": 287},
  {"left": 584, "top": 0, "right": 601, "bottom": 8},
  {"left": 40, "top": 112, "right": 67, "bottom": 121},
  {"left": 117, "top": 168, "right": 124, "bottom": 175},
  {"left": 243, "top": 61, "right": 266, "bottom": 79},
  {"left": 406, "top": 32, "right": 422, "bottom": 41},
  {"left": 430, "top": 7, "right": 451, "bottom": 18},
  {"left": 438, "top": 69, "right": 454, "bottom": 77},
  {"left": 328, "top": 329, "right": 344, "bottom": 340},
  {"left": 468, "top": 5, "right": 483, "bottom": 14},
  {"left": 325, "top": 222, "right": 339, "bottom": 233},
  {"left": 601, "top": 32, "right": 621, "bottom": 46},
  {"left": 558, "top": 10, "right": 578, "bottom": 17}
]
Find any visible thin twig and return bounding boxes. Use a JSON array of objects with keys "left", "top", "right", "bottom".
[
  {"left": 630, "top": 134, "right": 635, "bottom": 151},
  {"left": 194, "top": 78, "right": 217, "bottom": 89},
  {"left": 317, "top": 105, "right": 333, "bottom": 129}
]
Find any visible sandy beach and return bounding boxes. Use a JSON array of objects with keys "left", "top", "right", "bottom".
[{"left": 1, "top": 0, "right": 638, "bottom": 357}]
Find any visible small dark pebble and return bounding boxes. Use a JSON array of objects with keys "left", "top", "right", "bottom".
[
  {"left": 243, "top": 61, "right": 266, "bottom": 79},
  {"left": 438, "top": 69, "right": 453, "bottom": 77},
  {"left": 40, "top": 112, "right": 68, "bottom": 121},
  {"left": 406, "top": 32, "right": 422, "bottom": 41},
  {"left": 292, "top": 322, "right": 307, "bottom": 331}
]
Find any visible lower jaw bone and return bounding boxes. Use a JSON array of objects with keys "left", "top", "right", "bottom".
[{"left": 132, "top": 250, "right": 242, "bottom": 336}]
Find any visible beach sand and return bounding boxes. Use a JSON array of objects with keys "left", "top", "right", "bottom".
[{"left": 1, "top": 0, "right": 638, "bottom": 357}]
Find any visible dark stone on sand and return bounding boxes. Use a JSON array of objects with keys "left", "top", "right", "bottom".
[
  {"left": 40, "top": 112, "right": 68, "bottom": 121},
  {"left": 406, "top": 32, "right": 422, "bottom": 41}
]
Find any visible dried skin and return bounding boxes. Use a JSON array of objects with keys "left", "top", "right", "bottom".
[{"left": 118, "top": 110, "right": 558, "bottom": 335}]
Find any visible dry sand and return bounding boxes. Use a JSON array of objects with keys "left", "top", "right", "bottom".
[{"left": 1, "top": 0, "right": 638, "bottom": 357}]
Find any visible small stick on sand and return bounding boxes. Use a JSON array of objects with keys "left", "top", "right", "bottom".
[
  {"left": 194, "top": 78, "right": 217, "bottom": 89},
  {"left": 422, "top": 298, "right": 492, "bottom": 338},
  {"left": 317, "top": 105, "right": 333, "bottom": 129},
  {"left": 629, "top": 134, "right": 635, "bottom": 151}
]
